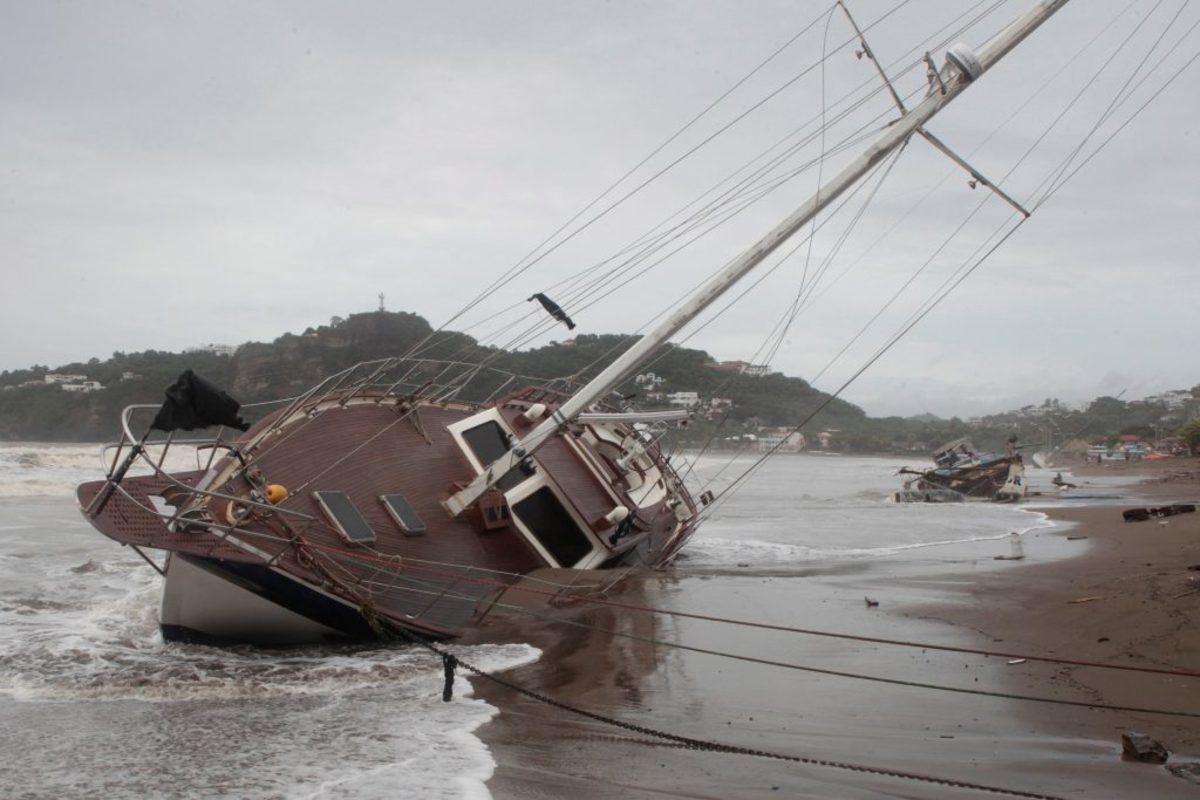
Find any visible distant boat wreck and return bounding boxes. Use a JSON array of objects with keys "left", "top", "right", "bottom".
[{"left": 892, "top": 437, "right": 1025, "bottom": 503}]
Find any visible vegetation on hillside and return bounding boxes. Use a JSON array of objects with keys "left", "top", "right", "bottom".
[{"left": 1, "top": 311, "right": 1195, "bottom": 454}]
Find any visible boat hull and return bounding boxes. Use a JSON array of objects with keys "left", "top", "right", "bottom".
[
  {"left": 77, "top": 383, "right": 698, "bottom": 645},
  {"left": 160, "top": 554, "right": 374, "bottom": 645},
  {"left": 893, "top": 458, "right": 1023, "bottom": 503}
]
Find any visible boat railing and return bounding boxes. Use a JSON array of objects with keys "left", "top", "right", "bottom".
[
  {"left": 86, "top": 402, "right": 319, "bottom": 530},
  {"left": 243, "top": 357, "right": 579, "bottom": 449},
  {"left": 86, "top": 357, "right": 574, "bottom": 526}
]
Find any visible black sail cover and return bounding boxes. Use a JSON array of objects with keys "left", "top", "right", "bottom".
[
  {"left": 150, "top": 369, "right": 250, "bottom": 432},
  {"left": 527, "top": 292, "right": 576, "bottom": 330}
]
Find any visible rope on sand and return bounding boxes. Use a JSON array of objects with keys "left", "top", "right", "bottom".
[
  {"left": 319, "top": 544, "right": 1200, "bottom": 680},
  {"left": 403, "top": 629, "right": 1071, "bottom": 800}
]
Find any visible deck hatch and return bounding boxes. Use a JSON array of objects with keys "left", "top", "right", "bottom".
[
  {"left": 511, "top": 486, "right": 592, "bottom": 567},
  {"left": 313, "top": 491, "right": 376, "bottom": 545},
  {"left": 380, "top": 493, "right": 427, "bottom": 536},
  {"left": 461, "top": 420, "right": 528, "bottom": 490}
]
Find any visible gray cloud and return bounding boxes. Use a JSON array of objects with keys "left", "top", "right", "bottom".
[{"left": 2, "top": 1, "right": 1197, "bottom": 416}]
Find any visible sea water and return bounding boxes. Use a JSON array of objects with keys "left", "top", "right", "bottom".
[
  {"left": 0, "top": 443, "right": 1060, "bottom": 798},
  {"left": 680, "top": 451, "right": 1058, "bottom": 567}
]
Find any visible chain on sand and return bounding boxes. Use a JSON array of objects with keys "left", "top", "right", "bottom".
[{"left": 398, "top": 631, "right": 1070, "bottom": 800}]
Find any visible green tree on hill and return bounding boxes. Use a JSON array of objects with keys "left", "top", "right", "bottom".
[{"left": 1180, "top": 419, "right": 1200, "bottom": 452}]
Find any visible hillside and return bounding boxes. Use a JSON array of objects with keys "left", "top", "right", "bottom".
[
  {"left": 3, "top": 311, "right": 1194, "bottom": 453},
  {"left": 0, "top": 311, "right": 865, "bottom": 442}
]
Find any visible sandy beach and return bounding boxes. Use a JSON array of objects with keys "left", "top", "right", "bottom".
[{"left": 470, "top": 458, "right": 1200, "bottom": 799}]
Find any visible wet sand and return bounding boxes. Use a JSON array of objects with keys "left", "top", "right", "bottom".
[{"left": 472, "top": 458, "right": 1200, "bottom": 799}]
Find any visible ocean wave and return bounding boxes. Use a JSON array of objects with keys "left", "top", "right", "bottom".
[
  {"left": 0, "top": 443, "right": 203, "bottom": 498},
  {"left": 0, "top": 542, "right": 541, "bottom": 702},
  {"left": 0, "top": 641, "right": 540, "bottom": 703},
  {"left": 0, "top": 479, "right": 90, "bottom": 498},
  {"left": 682, "top": 510, "right": 1053, "bottom": 568}
]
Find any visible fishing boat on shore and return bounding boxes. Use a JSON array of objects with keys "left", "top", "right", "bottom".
[
  {"left": 892, "top": 436, "right": 1026, "bottom": 503},
  {"left": 75, "top": 0, "right": 1179, "bottom": 645}
]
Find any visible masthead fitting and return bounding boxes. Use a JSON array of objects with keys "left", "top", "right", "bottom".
[{"left": 946, "top": 43, "right": 984, "bottom": 82}]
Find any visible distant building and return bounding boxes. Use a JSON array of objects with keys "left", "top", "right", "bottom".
[
  {"left": 62, "top": 381, "right": 103, "bottom": 393},
  {"left": 634, "top": 372, "right": 665, "bottom": 391},
  {"left": 1146, "top": 390, "right": 1192, "bottom": 410},
  {"left": 756, "top": 427, "right": 805, "bottom": 453},
  {"left": 121, "top": 371, "right": 143, "bottom": 381},
  {"left": 185, "top": 343, "right": 237, "bottom": 356},
  {"left": 705, "top": 360, "right": 770, "bottom": 377},
  {"left": 45, "top": 373, "right": 87, "bottom": 384},
  {"left": 666, "top": 391, "right": 700, "bottom": 408},
  {"left": 706, "top": 397, "right": 734, "bottom": 420}
]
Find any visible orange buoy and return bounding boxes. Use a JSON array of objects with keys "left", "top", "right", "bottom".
[{"left": 265, "top": 484, "right": 289, "bottom": 504}]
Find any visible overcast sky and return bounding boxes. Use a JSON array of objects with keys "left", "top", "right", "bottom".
[{"left": 2, "top": 0, "right": 1197, "bottom": 417}]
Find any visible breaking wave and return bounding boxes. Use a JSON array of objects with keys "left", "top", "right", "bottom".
[
  {"left": 0, "top": 443, "right": 201, "bottom": 498},
  {"left": 0, "top": 554, "right": 537, "bottom": 703}
]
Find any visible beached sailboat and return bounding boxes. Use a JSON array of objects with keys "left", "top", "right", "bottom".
[{"left": 77, "top": 0, "right": 1124, "bottom": 644}]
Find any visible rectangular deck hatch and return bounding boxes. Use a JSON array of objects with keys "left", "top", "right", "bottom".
[
  {"left": 461, "top": 420, "right": 529, "bottom": 491},
  {"left": 380, "top": 493, "right": 427, "bottom": 536},
  {"left": 313, "top": 491, "right": 375, "bottom": 545}
]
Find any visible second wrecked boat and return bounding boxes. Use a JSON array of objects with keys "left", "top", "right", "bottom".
[{"left": 892, "top": 437, "right": 1026, "bottom": 503}]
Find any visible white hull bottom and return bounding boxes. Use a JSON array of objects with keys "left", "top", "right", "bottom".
[{"left": 161, "top": 553, "right": 344, "bottom": 645}]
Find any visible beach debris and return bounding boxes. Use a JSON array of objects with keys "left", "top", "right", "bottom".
[
  {"left": 1068, "top": 596, "right": 1103, "bottom": 604},
  {"left": 1166, "top": 762, "right": 1200, "bottom": 785},
  {"left": 864, "top": 597, "right": 879, "bottom": 608},
  {"left": 1122, "top": 503, "right": 1196, "bottom": 523},
  {"left": 1006, "top": 659, "right": 1026, "bottom": 665},
  {"left": 1188, "top": 565, "right": 1200, "bottom": 571},
  {"left": 1067, "top": 535, "right": 1088, "bottom": 541},
  {"left": 1097, "top": 637, "right": 1110, "bottom": 643},
  {"left": 441, "top": 653, "right": 458, "bottom": 702},
  {"left": 1052, "top": 472, "right": 1078, "bottom": 489},
  {"left": 994, "top": 532, "right": 1025, "bottom": 560},
  {"left": 1121, "top": 732, "right": 1170, "bottom": 764}
]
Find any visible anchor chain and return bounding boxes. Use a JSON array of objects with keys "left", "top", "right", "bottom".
[{"left": 399, "top": 630, "right": 1069, "bottom": 800}]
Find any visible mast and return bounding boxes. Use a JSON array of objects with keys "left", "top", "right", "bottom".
[{"left": 444, "top": 0, "right": 1069, "bottom": 517}]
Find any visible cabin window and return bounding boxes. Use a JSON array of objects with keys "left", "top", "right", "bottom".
[
  {"left": 313, "top": 491, "right": 376, "bottom": 545},
  {"left": 461, "top": 420, "right": 528, "bottom": 490},
  {"left": 511, "top": 487, "right": 593, "bottom": 567},
  {"left": 380, "top": 493, "right": 427, "bottom": 536}
]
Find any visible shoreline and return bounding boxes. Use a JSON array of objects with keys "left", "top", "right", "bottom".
[{"left": 472, "top": 458, "right": 1200, "bottom": 799}]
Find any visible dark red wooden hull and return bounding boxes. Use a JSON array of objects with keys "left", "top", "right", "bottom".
[{"left": 78, "top": 387, "right": 698, "bottom": 642}]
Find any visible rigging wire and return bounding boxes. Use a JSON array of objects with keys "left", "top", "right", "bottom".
[
  {"left": 414, "top": 0, "right": 1010, "bottom": 362},
  {"left": 1033, "top": 0, "right": 1187, "bottom": 206},
  {"left": 1033, "top": 6, "right": 1200, "bottom": 208},
  {"left": 778, "top": 1, "right": 1165, "bottom": 400},
  {"left": 513, "top": 2, "right": 1009, "bottom": 356},
  {"left": 253, "top": 530, "right": 1200, "bottom": 685},
  {"left": 700, "top": 213, "right": 1027, "bottom": 517},
  {"left": 291, "top": 546, "right": 1200, "bottom": 720},
  {"left": 398, "top": 1, "right": 924, "bottom": 363},
  {"left": 693, "top": 1, "right": 1200, "bottom": 508}
]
